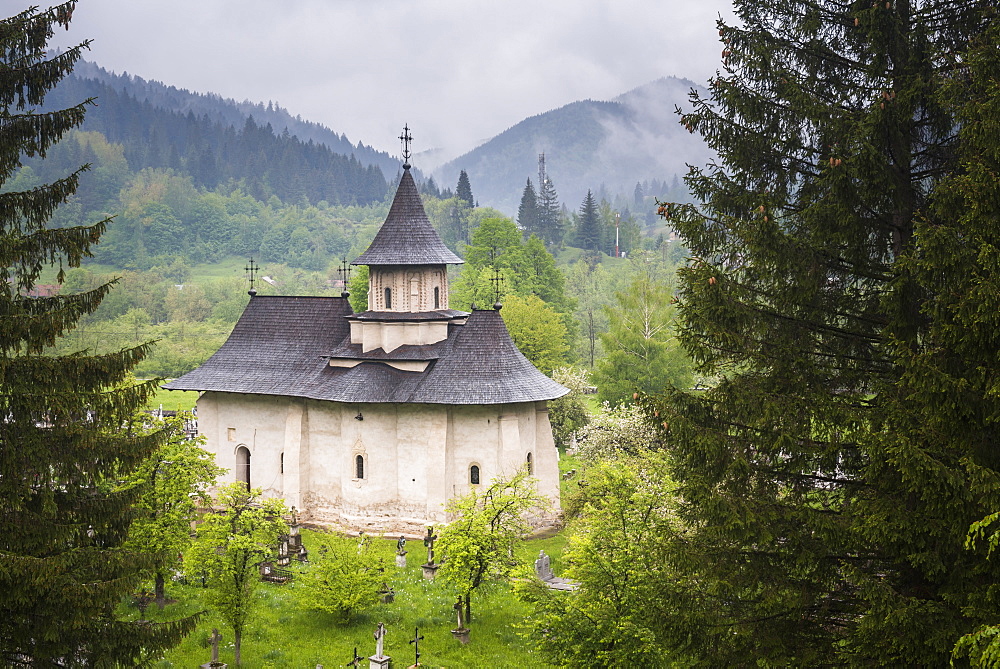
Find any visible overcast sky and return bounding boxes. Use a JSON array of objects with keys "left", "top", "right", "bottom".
[{"left": 48, "top": 0, "right": 736, "bottom": 158}]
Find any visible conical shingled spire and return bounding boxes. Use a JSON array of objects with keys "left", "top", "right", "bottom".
[{"left": 352, "top": 167, "right": 463, "bottom": 266}]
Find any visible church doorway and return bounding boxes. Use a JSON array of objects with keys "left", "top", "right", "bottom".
[{"left": 236, "top": 445, "right": 251, "bottom": 490}]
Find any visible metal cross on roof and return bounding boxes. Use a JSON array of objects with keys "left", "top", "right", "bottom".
[
  {"left": 244, "top": 257, "right": 259, "bottom": 296},
  {"left": 408, "top": 627, "right": 424, "bottom": 666},
  {"left": 399, "top": 124, "right": 413, "bottom": 168},
  {"left": 489, "top": 266, "right": 505, "bottom": 307},
  {"left": 337, "top": 258, "right": 352, "bottom": 297}
]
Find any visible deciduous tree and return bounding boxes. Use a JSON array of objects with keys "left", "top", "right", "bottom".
[
  {"left": 593, "top": 274, "right": 691, "bottom": 405},
  {"left": 187, "top": 484, "right": 287, "bottom": 666},
  {"left": 298, "top": 533, "right": 391, "bottom": 620},
  {"left": 120, "top": 414, "right": 223, "bottom": 608},
  {"left": 437, "top": 469, "right": 542, "bottom": 624}
]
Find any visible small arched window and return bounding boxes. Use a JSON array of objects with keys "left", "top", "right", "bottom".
[
  {"left": 355, "top": 454, "right": 365, "bottom": 479},
  {"left": 280, "top": 452, "right": 284, "bottom": 474},
  {"left": 384, "top": 287, "right": 392, "bottom": 309},
  {"left": 526, "top": 452, "right": 533, "bottom": 475},
  {"left": 470, "top": 465, "right": 480, "bottom": 485},
  {"left": 433, "top": 286, "right": 440, "bottom": 309},
  {"left": 236, "top": 446, "right": 251, "bottom": 491}
]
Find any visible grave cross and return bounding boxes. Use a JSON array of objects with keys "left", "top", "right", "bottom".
[
  {"left": 210, "top": 628, "right": 221, "bottom": 663},
  {"left": 408, "top": 627, "right": 424, "bottom": 666},
  {"left": 345, "top": 646, "right": 363, "bottom": 668},
  {"left": 454, "top": 594, "right": 466, "bottom": 630},
  {"left": 373, "top": 621, "right": 387, "bottom": 658},
  {"left": 423, "top": 526, "right": 438, "bottom": 565}
]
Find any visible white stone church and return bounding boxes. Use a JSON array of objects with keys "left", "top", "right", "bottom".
[{"left": 166, "top": 162, "right": 567, "bottom": 533}]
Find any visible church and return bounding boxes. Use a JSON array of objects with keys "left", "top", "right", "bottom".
[{"left": 166, "top": 155, "right": 567, "bottom": 533}]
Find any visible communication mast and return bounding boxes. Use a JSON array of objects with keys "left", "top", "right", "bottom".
[{"left": 538, "top": 153, "right": 547, "bottom": 188}]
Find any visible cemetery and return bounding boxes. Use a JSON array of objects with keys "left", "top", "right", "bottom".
[{"left": 134, "top": 527, "right": 569, "bottom": 668}]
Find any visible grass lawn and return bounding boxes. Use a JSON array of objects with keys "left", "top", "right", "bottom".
[
  {"left": 144, "top": 384, "right": 200, "bottom": 413},
  {"left": 136, "top": 532, "right": 568, "bottom": 668}
]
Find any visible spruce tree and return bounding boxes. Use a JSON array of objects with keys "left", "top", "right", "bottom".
[
  {"left": 639, "top": 0, "right": 998, "bottom": 664},
  {"left": 456, "top": 169, "right": 474, "bottom": 208},
  {"left": 0, "top": 4, "right": 194, "bottom": 663},
  {"left": 536, "top": 171, "right": 562, "bottom": 247},
  {"left": 575, "top": 189, "right": 601, "bottom": 253},
  {"left": 517, "top": 178, "right": 541, "bottom": 238}
]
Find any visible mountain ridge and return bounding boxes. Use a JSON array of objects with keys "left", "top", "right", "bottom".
[{"left": 434, "top": 76, "right": 713, "bottom": 213}]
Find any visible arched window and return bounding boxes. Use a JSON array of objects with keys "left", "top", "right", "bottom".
[
  {"left": 526, "top": 452, "right": 533, "bottom": 475},
  {"left": 384, "top": 287, "right": 392, "bottom": 309},
  {"left": 236, "top": 446, "right": 251, "bottom": 490},
  {"left": 280, "top": 452, "right": 284, "bottom": 474},
  {"left": 355, "top": 454, "right": 365, "bottom": 479},
  {"left": 433, "top": 286, "right": 440, "bottom": 309},
  {"left": 470, "top": 465, "right": 480, "bottom": 485}
]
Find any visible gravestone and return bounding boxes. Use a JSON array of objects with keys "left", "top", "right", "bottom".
[
  {"left": 199, "top": 628, "right": 226, "bottom": 668},
  {"left": 534, "top": 549, "right": 579, "bottom": 591},
  {"left": 534, "top": 550, "right": 554, "bottom": 581},
  {"left": 396, "top": 535, "right": 408, "bottom": 568},
  {"left": 421, "top": 526, "right": 439, "bottom": 580},
  {"left": 451, "top": 594, "right": 470, "bottom": 644},
  {"left": 378, "top": 582, "right": 395, "bottom": 604},
  {"left": 370, "top": 621, "right": 390, "bottom": 669}
]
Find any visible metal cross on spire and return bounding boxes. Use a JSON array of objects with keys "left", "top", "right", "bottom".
[
  {"left": 490, "top": 266, "right": 505, "bottom": 309},
  {"left": 399, "top": 124, "right": 413, "bottom": 168},
  {"left": 337, "top": 258, "right": 352, "bottom": 297},
  {"left": 244, "top": 257, "right": 259, "bottom": 296}
]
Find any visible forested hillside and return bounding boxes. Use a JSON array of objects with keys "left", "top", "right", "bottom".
[
  {"left": 70, "top": 59, "right": 402, "bottom": 178},
  {"left": 41, "top": 73, "right": 389, "bottom": 207}
]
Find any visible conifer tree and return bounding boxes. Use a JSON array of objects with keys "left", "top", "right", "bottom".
[
  {"left": 456, "top": 168, "right": 474, "bottom": 208},
  {"left": 0, "top": 4, "right": 194, "bottom": 663},
  {"left": 637, "top": 0, "right": 998, "bottom": 664},
  {"left": 516, "top": 178, "right": 541, "bottom": 238},
  {"left": 536, "top": 171, "right": 562, "bottom": 247},
  {"left": 575, "top": 190, "right": 601, "bottom": 253}
]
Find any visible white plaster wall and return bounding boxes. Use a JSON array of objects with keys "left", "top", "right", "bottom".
[
  {"left": 198, "top": 392, "right": 294, "bottom": 502},
  {"left": 351, "top": 320, "right": 450, "bottom": 352},
  {"left": 197, "top": 393, "right": 561, "bottom": 532}
]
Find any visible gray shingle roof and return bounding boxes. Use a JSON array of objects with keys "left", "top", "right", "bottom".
[
  {"left": 352, "top": 168, "right": 463, "bottom": 266},
  {"left": 165, "top": 297, "right": 568, "bottom": 405},
  {"left": 164, "top": 296, "right": 351, "bottom": 396}
]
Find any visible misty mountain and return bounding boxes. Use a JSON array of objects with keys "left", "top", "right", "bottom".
[
  {"left": 69, "top": 59, "right": 401, "bottom": 179},
  {"left": 434, "top": 77, "right": 714, "bottom": 213}
]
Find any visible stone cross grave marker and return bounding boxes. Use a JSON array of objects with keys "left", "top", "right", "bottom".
[
  {"left": 423, "top": 526, "right": 438, "bottom": 565},
  {"left": 374, "top": 622, "right": 387, "bottom": 659},
  {"left": 211, "top": 628, "right": 221, "bottom": 663}
]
